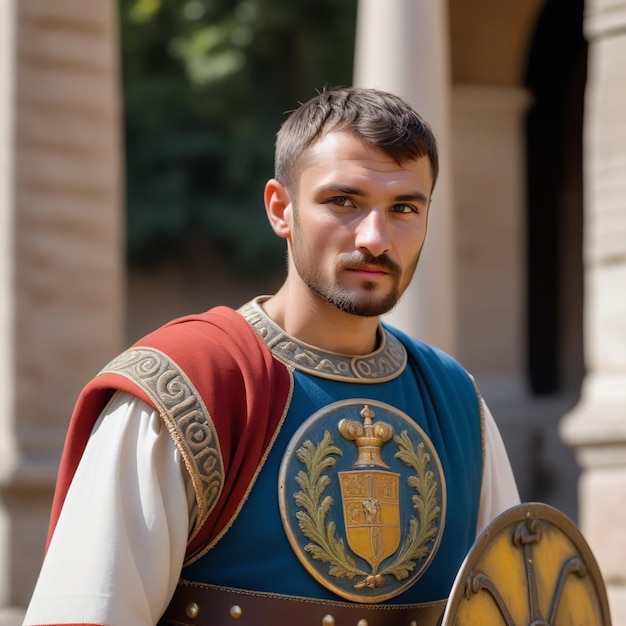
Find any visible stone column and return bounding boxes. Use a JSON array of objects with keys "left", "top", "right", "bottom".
[
  {"left": 450, "top": 85, "right": 541, "bottom": 499},
  {"left": 0, "top": 1, "right": 123, "bottom": 621},
  {"left": 561, "top": 1, "right": 626, "bottom": 623},
  {"left": 451, "top": 86, "right": 530, "bottom": 401},
  {"left": 353, "top": 0, "right": 457, "bottom": 355}
]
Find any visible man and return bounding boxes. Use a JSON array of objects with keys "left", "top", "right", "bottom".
[{"left": 24, "top": 87, "right": 519, "bottom": 626}]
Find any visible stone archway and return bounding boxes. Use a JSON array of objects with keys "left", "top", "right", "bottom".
[{"left": 525, "top": 0, "right": 587, "bottom": 396}]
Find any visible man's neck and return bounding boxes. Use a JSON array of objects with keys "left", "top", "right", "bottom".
[{"left": 260, "top": 287, "right": 381, "bottom": 355}]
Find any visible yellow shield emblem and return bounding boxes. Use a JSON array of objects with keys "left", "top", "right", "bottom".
[{"left": 339, "top": 469, "right": 401, "bottom": 571}]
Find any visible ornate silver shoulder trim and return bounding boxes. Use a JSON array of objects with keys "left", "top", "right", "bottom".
[
  {"left": 99, "top": 347, "right": 224, "bottom": 540},
  {"left": 239, "top": 298, "right": 407, "bottom": 383}
]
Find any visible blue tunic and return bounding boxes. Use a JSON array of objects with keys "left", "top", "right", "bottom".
[{"left": 182, "top": 304, "right": 483, "bottom": 605}]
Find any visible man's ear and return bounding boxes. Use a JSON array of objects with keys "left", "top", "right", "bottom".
[{"left": 264, "top": 178, "right": 292, "bottom": 239}]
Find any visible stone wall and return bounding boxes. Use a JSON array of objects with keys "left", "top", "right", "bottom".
[
  {"left": 561, "top": 1, "right": 626, "bottom": 622},
  {"left": 0, "top": 1, "right": 123, "bottom": 621}
]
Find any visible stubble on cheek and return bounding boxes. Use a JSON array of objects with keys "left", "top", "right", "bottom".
[{"left": 290, "top": 210, "right": 423, "bottom": 317}]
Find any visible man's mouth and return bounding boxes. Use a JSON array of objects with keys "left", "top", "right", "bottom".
[
  {"left": 347, "top": 264, "right": 390, "bottom": 277},
  {"left": 340, "top": 252, "right": 400, "bottom": 277}
]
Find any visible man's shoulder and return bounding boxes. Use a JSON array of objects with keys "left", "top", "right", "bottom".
[
  {"left": 383, "top": 323, "right": 480, "bottom": 424},
  {"left": 383, "top": 322, "right": 465, "bottom": 372},
  {"left": 130, "top": 305, "right": 255, "bottom": 357},
  {"left": 144, "top": 304, "right": 244, "bottom": 338},
  {"left": 90, "top": 301, "right": 290, "bottom": 411}
]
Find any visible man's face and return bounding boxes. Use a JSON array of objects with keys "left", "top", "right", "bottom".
[{"left": 288, "top": 131, "right": 433, "bottom": 317}]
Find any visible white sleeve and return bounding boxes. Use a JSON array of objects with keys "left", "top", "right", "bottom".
[
  {"left": 476, "top": 399, "right": 521, "bottom": 536},
  {"left": 23, "top": 391, "right": 193, "bottom": 626}
]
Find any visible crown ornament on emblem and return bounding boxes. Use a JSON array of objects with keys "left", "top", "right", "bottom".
[{"left": 338, "top": 405, "right": 395, "bottom": 469}]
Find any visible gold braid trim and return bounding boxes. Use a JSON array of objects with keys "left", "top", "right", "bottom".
[
  {"left": 239, "top": 297, "right": 407, "bottom": 382},
  {"left": 99, "top": 347, "right": 224, "bottom": 538}
]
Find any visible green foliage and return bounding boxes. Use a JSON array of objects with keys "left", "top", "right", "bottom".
[{"left": 119, "top": 0, "right": 358, "bottom": 276}]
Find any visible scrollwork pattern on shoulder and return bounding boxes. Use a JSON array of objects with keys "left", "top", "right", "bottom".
[{"left": 99, "top": 348, "right": 224, "bottom": 534}]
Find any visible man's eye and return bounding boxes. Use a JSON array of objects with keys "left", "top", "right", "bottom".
[
  {"left": 391, "top": 204, "right": 417, "bottom": 214},
  {"left": 328, "top": 196, "right": 356, "bottom": 208}
]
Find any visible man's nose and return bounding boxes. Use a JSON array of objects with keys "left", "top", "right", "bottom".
[{"left": 354, "top": 209, "right": 390, "bottom": 257}]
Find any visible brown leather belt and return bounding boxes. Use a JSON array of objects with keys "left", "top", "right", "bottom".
[{"left": 160, "top": 579, "right": 446, "bottom": 626}]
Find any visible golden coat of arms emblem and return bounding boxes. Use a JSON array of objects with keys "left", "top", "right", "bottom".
[{"left": 278, "top": 399, "right": 446, "bottom": 603}]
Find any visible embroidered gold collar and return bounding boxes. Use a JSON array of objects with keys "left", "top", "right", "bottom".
[{"left": 238, "top": 297, "right": 407, "bottom": 383}]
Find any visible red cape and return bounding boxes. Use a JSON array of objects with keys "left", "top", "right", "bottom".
[{"left": 47, "top": 306, "right": 292, "bottom": 559}]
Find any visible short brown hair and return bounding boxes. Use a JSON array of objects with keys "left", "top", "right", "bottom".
[{"left": 275, "top": 87, "right": 439, "bottom": 196}]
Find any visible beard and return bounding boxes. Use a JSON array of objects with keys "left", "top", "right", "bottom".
[
  {"left": 309, "top": 252, "right": 400, "bottom": 316},
  {"left": 308, "top": 279, "right": 399, "bottom": 317},
  {"left": 289, "top": 205, "right": 422, "bottom": 317},
  {"left": 292, "top": 244, "right": 420, "bottom": 317}
]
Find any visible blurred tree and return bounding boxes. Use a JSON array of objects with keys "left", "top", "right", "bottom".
[{"left": 119, "top": 0, "right": 358, "bottom": 275}]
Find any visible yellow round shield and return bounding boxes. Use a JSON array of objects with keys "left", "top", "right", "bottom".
[{"left": 442, "top": 502, "right": 611, "bottom": 625}]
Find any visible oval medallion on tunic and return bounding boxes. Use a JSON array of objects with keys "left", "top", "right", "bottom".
[{"left": 278, "top": 398, "right": 446, "bottom": 603}]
